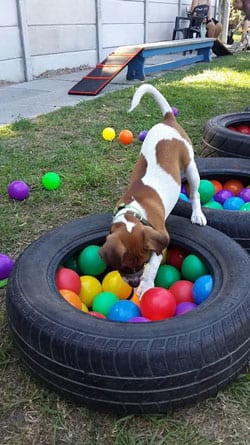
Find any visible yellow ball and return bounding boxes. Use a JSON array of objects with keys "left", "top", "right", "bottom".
[
  {"left": 102, "top": 127, "right": 116, "bottom": 141},
  {"left": 81, "top": 302, "right": 89, "bottom": 313},
  {"left": 102, "top": 270, "right": 132, "bottom": 300},
  {"left": 79, "top": 275, "right": 102, "bottom": 308}
]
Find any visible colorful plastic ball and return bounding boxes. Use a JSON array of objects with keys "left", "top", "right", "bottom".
[
  {"left": 59, "top": 289, "right": 82, "bottom": 310},
  {"left": 78, "top": 245, "right": 107, "bottom": 276},
  {"left": 167, "top": 246, "right": 188, "bottom": 270},
  {"left": 155, "top": 264, "right": 181, "bottom": 289},
  {"left": 198, "top": 180, "right": 215, "bottom": 204},
  {"left": 223, "top": 196, "right": 245, "bottom": 211},
  {"left": 56, "top": 267, "right": 81, "bottom": 294},
  {"left": 102, "top": 270, "right": 132, "bottom": 300},
  {"left": 214, "top": 189, "right": 234, "bottom": 205},
  {"left": 203, "top": 200, "right": 223, "bottom": 210},
  {"left": 79, "top": 275, "right": 102, "bottom": 307},
  {"left": 193, "top": 274, "right": 213, "bottom": 305},
  {"left": 228, "top": 126, "right": 237, "bottom": 132},
  {"left": 138, "top": 130, "right": 148, "bottom": 142},
  {"left": 118, "top": 129, "right": 133, "bottom": 145},
  {"left": 223, "top": 179, "right": 244, "bottom": 196},
  {"left": 81, "top": 302, "right": 89, "bottom": 313},
  {"left": 128, "top": 316, "right": 150, "bottom": 322},
  {"left": 108, "top": 300, "right": 141, "bottom": 322},
  {"left": 0, "top": 278, "right": 8, "bottom": 288},
  {"left": 92, "top": 291, "right": 119, "bottom": 317},
  {"left": 169, "top": 280, "right": 194, "bottom": 304},
  {"left": 181, "top": 183, "right": 188, "bottom": 195},
  {"left": 210, "top": 179, "right": 223, "bottom": 194},
  {"left": 42, "top": 172, "right": 61, "bottom": 190},
  {"left": 238, "top": 187, "right": 250, "bottom": 202},
  {"left": 0, "top": 253, "right": 14, "bottom": 280},
  {"left": 240, "top": 202, "right": 250, "bottom": 211},
  {"left": 7, "top": 180, "right": 29, "bottom": 201},
  {"left": 88, "top": 311, "right": 106, "bottom": 319},
  {"left": 102, "top": 127, "right": 116, "bottom": 141},
  {"left": 140, "top": 287, "right": 176, "bottom": 321},
  {"left": 130, "top": 293, "right": 140, "bottom": 306},
  {"left": 171, "top": 106, "right": 179, "bottom": 117},
  {"left": 63, "top": 255, "right": 81, "bottom": 274},
  {"left": 175, "top": 301, "right": 197, "bottom": 316},
  {"left": 181, "top": 254, "right": 208, "bottom": 282},
  {"left": 237, "top": 124, "right": 250, "bottom": 134},
  {"left": 179, "top": 192, "right": 189, "bottom": 202}
]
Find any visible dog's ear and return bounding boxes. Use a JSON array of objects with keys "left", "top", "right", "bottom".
[
  {"left": 143, "top": 227, "right": 169, "bottom": 255},
  {"left": 99, "top": 234, "right": 126, "bottom": 269}
]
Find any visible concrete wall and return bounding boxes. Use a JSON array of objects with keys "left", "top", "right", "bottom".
[{"left": 0, "top": 0, "right": 217, "bottom": 83}]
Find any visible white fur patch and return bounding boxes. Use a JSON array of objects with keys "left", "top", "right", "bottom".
[
  {"left": 141, "top": 123, "right": 191, "bottom": 217},
  {"left": 113, "top": 212, "right": 136, "bottom": 233}
]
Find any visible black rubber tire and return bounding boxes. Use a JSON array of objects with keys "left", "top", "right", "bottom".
[
  {"left": 201, "top": 112, "right": 250, "bottom": 158},
  {"left": 6, "top": 214, "right": 250, "bottom": 414},
  {"left": 172, "top": 157, "right": 250, "bottom": 254}
]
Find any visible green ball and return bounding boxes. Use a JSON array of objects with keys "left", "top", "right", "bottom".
[
  {"left": 63, "top": 255, "right": 81, "bottom": 274},
  {"left": 92, "top": 291, "right": 119, "bottom": 316},
  {"left": 198, "top": 180, "right": 215, "bottom": 204},
  {"left": 78, "top": 245, "right": 107, "bottom": 276},
  {"left": 155, "top": 264, "right": 181, "bottom": 288},
  {"left": 42, "top": 172, "right": 61, "bottom": 190},
  {"left": 181, "top": 254, "right": 209, "bottom": 282},
  {"left": 0, "top": 278, "right": 8, "bottom": 288},
  {"left": 203, "top": 200, "right": 223, "bottom": 210},
  {"left": 240, "top": 202, "right": 250, "bottom": 211}
]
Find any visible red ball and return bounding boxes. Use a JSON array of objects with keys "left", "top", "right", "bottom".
[
  {"left": 167, "top": 246, "right": 188, "bottom": 270},
  {"left": 140, "top": 287, "right": 176, "bottom": 321},
  {"left": 169, "top": 280, "right": 194, "bottom": 304},
  {"left": 237, "top": 124, "right": 250, "bottom": 135},
  {"left": 56, "top": 267, "right": 81, "bottom": 294}
]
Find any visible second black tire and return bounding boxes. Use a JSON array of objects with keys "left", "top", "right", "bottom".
[
  {"left": 201, "top": 112, "right": 250, "bottom": 158},
  {"left": 172, "top": 157, "right": 250, "bottom": 254}
]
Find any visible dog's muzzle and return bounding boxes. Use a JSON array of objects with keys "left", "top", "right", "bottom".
[{"left": 121, "top": 268, "right": 143, "bottom": 288}]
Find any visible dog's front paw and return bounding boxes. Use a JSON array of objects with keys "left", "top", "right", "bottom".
[{"left": 191, "top": 210, "right": 207, "bottom": 226}]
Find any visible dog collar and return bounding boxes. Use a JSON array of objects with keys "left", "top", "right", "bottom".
[{"left": 113, "top": 203, "right": 154, "bottom": 228}]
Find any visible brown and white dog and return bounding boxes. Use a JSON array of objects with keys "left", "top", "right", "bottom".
[{"left": 99, "top": 84, "right": 206, "bottom": 297}]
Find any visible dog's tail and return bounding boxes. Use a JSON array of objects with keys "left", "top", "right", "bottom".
[{"left": 128, "top": 84, "right": 173, "bottom": 117}]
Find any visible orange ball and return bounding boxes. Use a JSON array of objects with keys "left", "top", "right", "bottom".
[
  {"left": 59, "top": 289, "right": 82, "bottom": 310},
  {"left": 211, "top": 179, "right": 223, "bottom": 194},
  {"left": 130, "top": 293, "right": 141, "bottom": 306},
  {"left": 223, "top": 179, "right": 244, "bottom": 195},
  {"left": 118, "top": 129, "right": 133, "bottom": 145}
]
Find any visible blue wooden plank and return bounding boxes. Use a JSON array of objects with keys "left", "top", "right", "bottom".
[
  {"left": 142, "top": 41, "right": 213, "bottom": 58},
  {"left": 144, "top": 54, "right": 205, "bottom": 74}
]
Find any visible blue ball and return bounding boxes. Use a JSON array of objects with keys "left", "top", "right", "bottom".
[
  {"left": 108, "top": 300, "right": 141, "bottom": 322},
  {"left": 179, "top": 192, "right": 189, "bottom": 202},
  {"left": 193, "top": 274, "right": 213, "bottom": 305},
  {"left": 223, "top": 196, "right": 245, "bottom": 211}
]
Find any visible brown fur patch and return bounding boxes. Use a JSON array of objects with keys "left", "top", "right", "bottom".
[{"left": 156, "top": 139, "right": 191, "bottom": 185}]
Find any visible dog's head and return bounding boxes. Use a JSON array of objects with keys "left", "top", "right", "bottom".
[{"left": 99, "top": 218, "right": 169, "bottom": 288}]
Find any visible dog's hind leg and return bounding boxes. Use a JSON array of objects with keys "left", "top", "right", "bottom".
[{"left": 185, "top": 161, "right": 207, "bottom": 226}]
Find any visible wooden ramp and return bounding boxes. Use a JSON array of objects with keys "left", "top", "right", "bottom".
[{"left": 68, "top": 46, "right": 142, "bottom": 96}]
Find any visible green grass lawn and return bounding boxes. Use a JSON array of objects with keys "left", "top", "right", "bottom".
[{"left": 0, "top": 52, "right": 250, "bottom": 445}]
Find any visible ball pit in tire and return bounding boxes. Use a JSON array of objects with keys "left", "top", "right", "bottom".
[
  {"left": 6, "top": 214, "right": 250, "bottom": 414},
  {"left": 173, "top": 157, "right": 250, "bottom": 255}
]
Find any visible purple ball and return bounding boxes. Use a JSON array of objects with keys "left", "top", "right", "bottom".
[
  {"left": 214, "top": 189, "right": 234, "bottom": 205},
  {"left": 238, "top": 187, "right": 250, "bottom": 202},
  {"left": 181, "top": 183, "right": 188, "bottom": 195},
  {"left": 7, "top": 180, "right": 29, "bottom": 201},
  {"left": 175, "top": 302, "right": 197, "bottom": 316},
  {"left": 128, "top": 316, "right": 150, "bottom": 323},
  {"left": 138, "top": 130, "right": 148, "bottom": 142},
  {"left": 171, "top": 106, "right": 179, "bottom": 117},
  {"left": 0, "top": 253, "right": 14, "bottom": 280}
]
